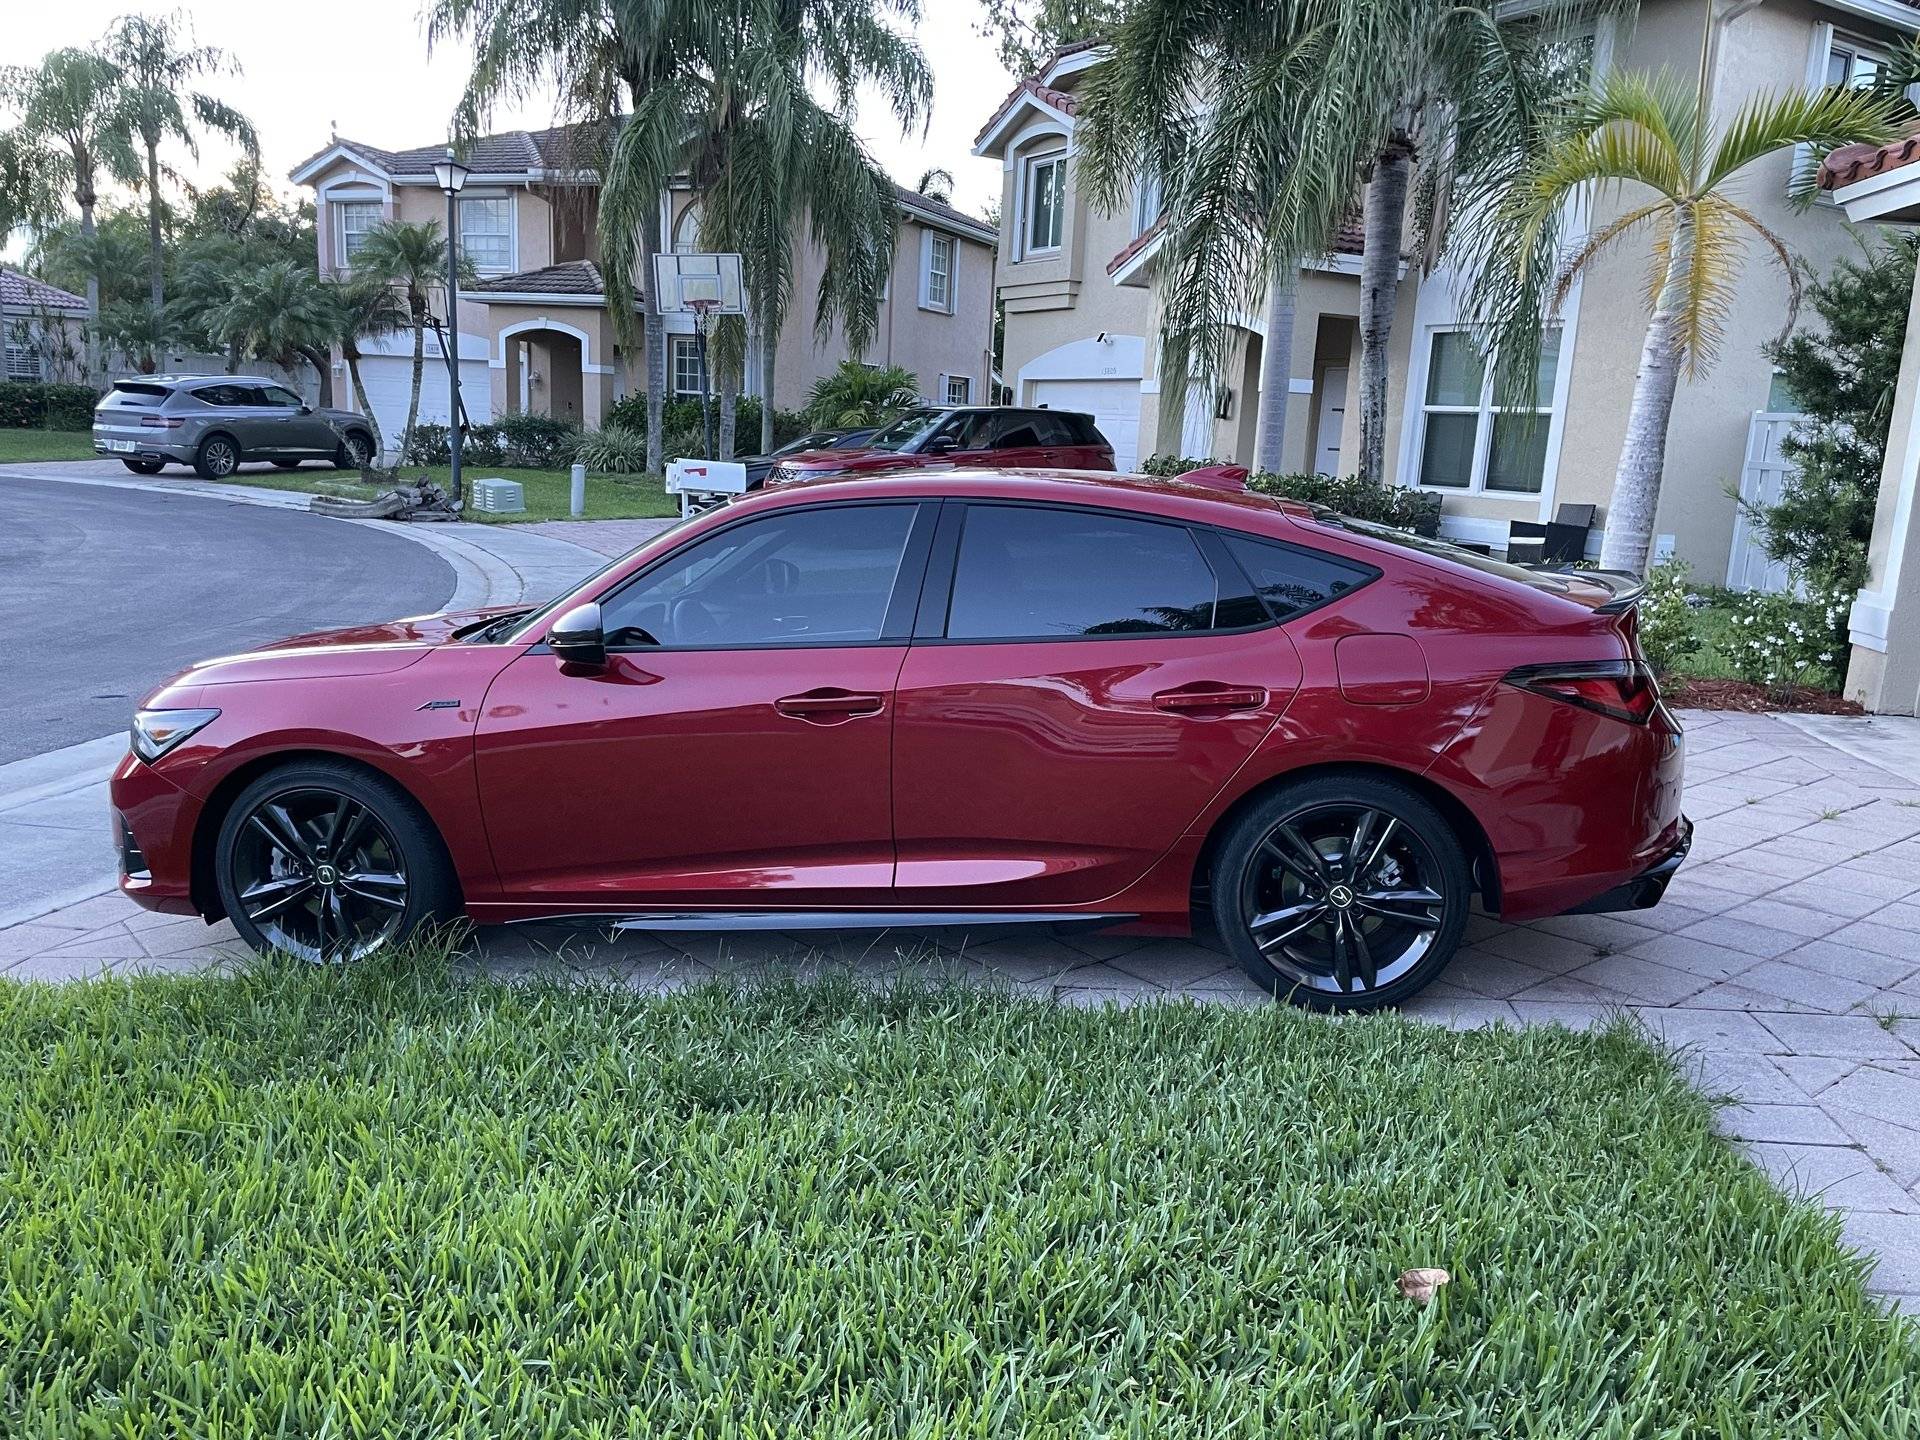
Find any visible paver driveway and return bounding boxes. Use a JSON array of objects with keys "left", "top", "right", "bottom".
[{"left": 4, "top": 707, "right": 1918, "bottom": 1309}]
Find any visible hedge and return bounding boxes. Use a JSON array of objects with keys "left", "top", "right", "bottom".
[
  {"left": 1141, "top": 454, "right": 1444, "bottom": 535},
  {"left": 0, "top": 381, "right": 98, "bottom": 431}
]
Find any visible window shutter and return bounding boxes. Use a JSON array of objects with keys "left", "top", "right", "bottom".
[
  {"left": 918, "top": 230, "right": 934, "bottom": 309},
  {"left": 1797, "top": 22, "right": 1835, "bottom": 198}
]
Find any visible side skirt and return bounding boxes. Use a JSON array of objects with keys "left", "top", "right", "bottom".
[{"left": 512, "top": 910, "right": 1136, "bottom": 933}]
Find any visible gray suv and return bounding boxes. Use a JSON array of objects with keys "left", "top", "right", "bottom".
[{"left": 92, "top": 376, "right": 377, "bottom": 479}]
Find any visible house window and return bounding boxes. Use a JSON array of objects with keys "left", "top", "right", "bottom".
[
  {"left": 1024, "top": 152, "right": 1065, "bottom": 255},
  {"left": 1132, "top": 172, "right": 1163, "bottom": 239},
  {"left": 923, "top": 233, "right": 954, "bottom": 313},
  {"left": 4, "top": 342, "right": 40, "bottom": 381},
  {"left": 459, "top": 197, "right": 514, "bottom": 273},
  {"left": 334, "top": 201, "right": 381, "bottom": 266},
  {"left": 1416, "top": 329, "right": 1561, "bottom": 495},
  {"left": 670, "top": 336, "right": 703, "bottom": 396},
  {"left": 673, "top": 202, "right": 703, "bottom": 255},
  {"left": 1828, "top": 34, "right": 1889, "bottom": 88},
  {"left": 944, "top": 373, "right": 971, "bottom": 405}
]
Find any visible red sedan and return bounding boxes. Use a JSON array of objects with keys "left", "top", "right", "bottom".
[
  {"left": 764, "top": 405, "right": 1114, "bottom": 484},
  {"left": 110, "top": 470, "right": 1688, "bottom": 1010}
]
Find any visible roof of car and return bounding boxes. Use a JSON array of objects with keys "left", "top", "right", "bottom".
[
  {"left": 748, "top": 466, "right": 1315, "bottom": 523},
  {"left": 119, "top": 375, "right": 282, "bottom": 387}
]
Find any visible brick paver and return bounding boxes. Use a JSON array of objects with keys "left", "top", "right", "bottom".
[{"left": 5, "top": 708, "right": 1919, "bottom": 1311}]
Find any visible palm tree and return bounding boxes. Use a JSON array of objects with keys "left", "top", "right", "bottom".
[
  {"left": 0, "top": 128, "right": 63, "bottom": 380},
  {"left": 805, "top": 360, "right": 920, "bottom": 427},
  {"left": 1504, "top": 71, "right": 1900, "bottom": 574},
  {"left": 0, "top": 49, "right": 136, "bottom": 383},
  {"left": 328, "top": 274, "right": 408, "bottom": 460},
  {"left": 914, "top": 166, "right": 954, "bottom": 203},
  {"left": 1076, "top": 0, "right": 1595, "bottom": 482},
  {"left": 203, "top": 260, "right": 337, "bottom": 404},
  {"left": 100, "top": 11, "right": 257, "bottom": 326},
  {"left": 352, "top": 220, "right": 462, "bottom": 466}
]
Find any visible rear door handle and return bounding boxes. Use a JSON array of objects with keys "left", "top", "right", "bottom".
[
  {"left": 775, "top": 688, "right": 885, "bottom": 722},
  {"left": 1153, "top": 684, "right": 1268, "bottom": 713}
]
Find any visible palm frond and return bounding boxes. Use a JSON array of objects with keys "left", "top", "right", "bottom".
[{"left": 1707, "top": 83, "right": 1903, "bottom": 196}]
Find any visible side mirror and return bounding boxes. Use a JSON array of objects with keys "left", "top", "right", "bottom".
[
  {"left": 298, "top": 404, "right": 314, "bottom": 415},
  {"left": 548, "top": 602, "right": 606, "bottom": 669},
  {"left": 922, "top": 435, "right": 956, "bottom": 456}
]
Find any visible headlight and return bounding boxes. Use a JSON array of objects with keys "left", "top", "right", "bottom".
[{"left": 130, "top": 708, "right": 221, "bottom": 764}]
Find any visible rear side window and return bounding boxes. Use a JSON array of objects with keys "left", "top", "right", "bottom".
[
  {"left": 1223, "top": 533, "right": 1374, "bottom": 621},
  {"left": 1064, "top": 413, "right": 1106, "bottom": 446},
  {"left": 191, "top": 384, "right": 246, "bottom": 406},
  {"left": 945, "top": 504, "right": 1221, "bottom": 638}
]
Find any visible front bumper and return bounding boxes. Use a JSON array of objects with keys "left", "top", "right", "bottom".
[
  {"left": 1570, "top": 815, "right": 1692, "bottom": 915},
  {"left": 110, "top": 750, "right": 202, "bottom": 914}
]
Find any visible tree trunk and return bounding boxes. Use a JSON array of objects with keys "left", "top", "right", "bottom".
[
  {"left": 1253, "top": 268, "right": 1297, "bottom": 474},
  {"left": 719, "top": 383, "right": 736, "bottom": 460},
  {"left": 637, "top": 217, "right": 665, "bottom": 475},
  {"left": 225, "top": 341, "right": 240, "bottom": 374},
  {"left": 297, "top": 345, "right": 334, "bottom": 407},
  {"left": 1357, "top": 137, "right": 1414, "bottom": 485},
  {"left": 77, "top": 183, "right": 101, "bottom": 385},
  {"left": 145, "top": 139, "right": 165, "bottom": 314},
  {"left": 759, "top": 306, "right": 778, "bottom": 454},
  {"left": 344, "top": 348, "right": 383, "bottom": 458},
  {"left": 1599, "top": 206, "right": 1693, "bottom": 577},
  {"left": 401, "top": 314, "right": 426, "bottom": 462}
]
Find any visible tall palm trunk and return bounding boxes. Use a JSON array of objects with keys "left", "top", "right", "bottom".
[
  {"left": 719, "top": 384, "right": 736, "bottom": 459},
  {"left": 636, "top": 219, "right": 665, "bottom": 475},
  {"left": 343, "top": 344, "right": 383, "bottom": 460},
  {"left": 401, "top": 308, "right": 426, "bottom": 462},
  {"left": 1357, "top": 135, "right": 1414, "bottom": 485},
  {"left": 1253, "top": 268, "right": 1297, "bottom": 473},
  {"left": 75, "top": 169, "right": 100, "bottom": 384},
  {"left": 1600, "top": 205, "right": 1694, "bottom": 577},
  {"left": 144, "top": 137, "right": 165, "bottom": 314},
  {"left": 758, "top": 301, "right": 779, "bottom": 454}
]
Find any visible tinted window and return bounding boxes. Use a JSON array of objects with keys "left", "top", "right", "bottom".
[
  {"left": 1029, "top": 412, "right": 1078, "bottom": 446},
  {"left": 258, "top": 384, "right": 304, "bottom": 407},
  {"left": 1223, "top": 533, "right": 1373, "bottom": 620},
  {"left": 985, "top": 412, "right": 1046, "bottom": 450},
  {"left": 945, "top": 505, "right": 1220, "bottom": 639},
  {"left": 599, "top": 504, "right": 916, "bottom": 648},
  {"left": 191, "top": 384, "right": 245, "bottom": 406}
]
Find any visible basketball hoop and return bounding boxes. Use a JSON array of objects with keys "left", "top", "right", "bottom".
[{"left": 651, "top": 256, "right": 743, "bottom": 462}]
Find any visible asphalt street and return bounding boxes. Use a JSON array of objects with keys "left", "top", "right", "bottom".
[{"left": 0, "top": 477, "right": 456, "bottom": 762}]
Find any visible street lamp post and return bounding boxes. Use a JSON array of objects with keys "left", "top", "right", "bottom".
[{"left": 432, "top": 147, "right": 470, "bottom": 504}]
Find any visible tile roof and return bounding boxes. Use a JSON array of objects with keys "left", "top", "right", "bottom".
[
  {"left": 0, "top": 268, "right": 88, "bottom": 313},
  {"left": 893, "top": 183, "right": 997, "bottom": 239},
  {"left": 469, "top": 260, "right": 606, "bottom": 296},
  {"left": 974, "top": 76, "right": 1083, "bottom": 147},
  {"left": 293, "top": 119, "right": 612, "bottom": 180},
  {"left": 1819, "top": 125, "right": 1920, "bottom": 191}
]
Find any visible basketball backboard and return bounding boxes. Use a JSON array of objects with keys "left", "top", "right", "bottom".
[{"left": 652, "top": 253, "right": 745, "bottom": 315}]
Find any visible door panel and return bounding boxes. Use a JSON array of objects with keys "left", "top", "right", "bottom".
[
  {"left": 475, "top": 647, "right": 908, "bottom": 907},
  {"left": 891, "top": 632, "right": 1299, "bottom": 906}
]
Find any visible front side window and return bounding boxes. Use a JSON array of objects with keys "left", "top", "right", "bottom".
[
  {"left": 944, "top": 374, "right": 971, "bottom": 405},
  {"left": 459, "top": 197, "right": 514, "bottom": 272},
  {"left": 1416, "top": 329, "right": 1560, "bottom": 495},
  {"left": 258, "top": 384, "right": 304, "bottom": 407},
  {"left": 1025, "top": 153, "right": 1065, "bottom": 255},
  {"left": 944, "top": 505, "right": 1221, "bottom": 639},
  {"left": 599, "top": 504, "right": 917, "bottom": 648},
  {"left": 334, "top": 201, "right": 380, "bottom": 265},
  {"left": 924, "top": 233, "right": 954, "bottom": 312},
  {"left": 670, "top": 336, "right": 703, "bottom": 396}
]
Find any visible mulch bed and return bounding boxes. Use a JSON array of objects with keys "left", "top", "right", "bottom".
[{"left": 1665, "top": 677, "right": 1865, "bottom": 715}]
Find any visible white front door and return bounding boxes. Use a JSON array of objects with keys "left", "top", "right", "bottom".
[
  {"left": 1313, "top": 366, "right": 1347, "bottom": 476},
  {"left": 1028, "top": 377, "right": 1141, "bottom": 470}
]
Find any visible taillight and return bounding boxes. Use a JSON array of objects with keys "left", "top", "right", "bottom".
[
  {"left": 1505, "top": 660, "right": 1659, "bottom": 725},
  {"left": 140, "top": 415, "right": 184, "bottom": 429}
]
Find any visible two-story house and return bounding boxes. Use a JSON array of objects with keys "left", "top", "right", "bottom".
[
  {"left": 291, "top": 122, "right": 996, "bottom": 452},
  {"left": 978, "top": 2, "right": 1916, "bottom": 579}
]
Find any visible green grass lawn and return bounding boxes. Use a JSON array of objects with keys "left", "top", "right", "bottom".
[
  {"left": 2, "top": 958, "right": 1912, "bottom": 1436},
  {"left": 0, "top": 427, "right": 96, "bottom": 463},
  {"left": 236, "top": 462, "right": 678, "bottom": 523}
]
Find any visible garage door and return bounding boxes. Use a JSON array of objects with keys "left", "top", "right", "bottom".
[
  {"left": 358, "top": 353, "right": 493, "bottom": 456},
  {"left": 1030, "top": 378, "right": 1141, "bottom": 471}
]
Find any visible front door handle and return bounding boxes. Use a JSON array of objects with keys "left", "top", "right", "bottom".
[
  {"left": 775, "top": 688, "right": 885, "bottom": 722},
  {"left": 1152, "top": 683, "right": 1268, "bottom": 713}
]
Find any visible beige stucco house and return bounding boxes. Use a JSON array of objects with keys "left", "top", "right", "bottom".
[
  {"left": 979, "top": 1, "right": 1919, "bottom": 575},
  {"left": 290, "top": 124, "right": 995, "bottom": 451},
  {"left": 1, "top": 269, "right": 89, "bottom": 384}
]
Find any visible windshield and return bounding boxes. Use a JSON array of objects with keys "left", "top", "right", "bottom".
[
  {"left": 503, "top": 509, "right": 709, "bottom": 642},
  {"left": 863, "top": 407, "right": 944, "bottom": 452}
]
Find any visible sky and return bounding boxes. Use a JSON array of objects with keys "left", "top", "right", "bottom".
[{"left": 2, "top": 0, "right": 1014, "bottom": 261}]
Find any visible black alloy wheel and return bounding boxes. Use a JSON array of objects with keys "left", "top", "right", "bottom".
[
  {"left": 337, "top": 432, "right": 372, "bottom": 469},
  {"left": 1214, "top": 776, "right": 1469, "bottom": 1010}
]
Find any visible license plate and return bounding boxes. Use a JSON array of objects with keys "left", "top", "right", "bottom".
[{"left": 108, "top": 439, "right": 136, "bottom": 453}]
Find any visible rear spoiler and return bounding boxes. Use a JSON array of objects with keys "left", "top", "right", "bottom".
[{"left": 1531, "top": 565, "right": 1644, "bottom": 614}]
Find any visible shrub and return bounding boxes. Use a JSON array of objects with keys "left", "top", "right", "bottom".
[
  {"left": 568, "top": 424, "right": 651, "bottom": 475},
  {"left": 1246, "top": 471, "right": 1443, "bottom": 536},
  {"left": 805, "top": 360, "right": 920, "bottom": 427},
  {"left": 602, "top": 394, "right": 810, "bottom": 455},
  {"left": 1139, "top": 454, "right": 1219, "bottom": 477},
  {"left": 493, "top": 411, "right": 578, "bottom": 467},
  {"left": 0, "top": 380, "right": 99, "bottom": 431},
  {"left": 1724, "top": 582, "right": 1850, "bottom": 693},
  {"left": 1636, "top": 559, "right": 1703, "bottom": 679}
]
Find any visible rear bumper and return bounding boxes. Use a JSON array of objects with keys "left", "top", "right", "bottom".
[
  {"left": 93, "top": 431, "right": 194, "bottom": 462},
  {"left": 1569, "top": 815, "right": 1692, "bottom": 914}
]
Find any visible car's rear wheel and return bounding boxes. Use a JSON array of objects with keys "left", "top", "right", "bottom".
[
  {"left": 214, "top": 761, "right": 459, "bottom": 964},
  {"left": 194, "top": 434, "right": 240, "bottom": 479},
  {"left": 120, "top": 457, "right": 163, "bottom": 474},
  {"left": 272, "top": 459, "right": 302, "bottom": 470},
  {"left": 1212, "top": 775, "right": 1470, "bottom": 1011},
  {"left": 336, "top": 431, "right": 372, "bottom": 470}
]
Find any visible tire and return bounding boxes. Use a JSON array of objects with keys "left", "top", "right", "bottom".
[
  {"left": 120, "top": 458, "right": 164, "bottom": 474},
  {"left": 214, "top": 760, "right": 461, "bottom": 964},
  {"left": 193, "top": 433, "right": 241, "bottom": 480},
  {"left": 1211, "top": 773, "right": 1471, "bottom": 1012},
  {"left": 272, "top": 459, "right": 302, "bottom": 470},
  {"left": 335, "top": 431, "right": 372, "bottom": 470}
]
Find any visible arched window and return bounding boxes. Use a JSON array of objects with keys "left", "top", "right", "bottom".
[{"left": 672, "top": 202, "right": 704, "bottom": 255}]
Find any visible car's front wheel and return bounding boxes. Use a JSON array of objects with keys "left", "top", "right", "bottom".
[
  {"left": 194, "top": 434, "right": 241, "bottom": 479},
  {"left": 1212, "top": 774, "right": 1470, "bottom": 1011},
  {"left": 336, "top": 431, "right": 372, "bottom": 470},
  {"left": 120, "top": 457, "right": 164, "bottom": 474},
  {"left": 214, "top": 761, "right": 460, "bottom": 963}
]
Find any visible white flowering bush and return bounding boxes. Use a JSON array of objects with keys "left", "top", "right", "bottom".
[
  {"left": 1725, "top": 582, "right": 1850, "bottom": 693},
  {"left": 1636, "top": 559, "right": 1702, "bottom": 678}
]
